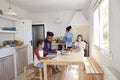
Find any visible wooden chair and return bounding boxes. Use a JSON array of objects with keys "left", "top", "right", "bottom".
[
  {"left": 83, "top": 57, "right": 104, "bottom": 80},
  {"left": 24, "top": 63, "right": 43, "bottom": 80}
]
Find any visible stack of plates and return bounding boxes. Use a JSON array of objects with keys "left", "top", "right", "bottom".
[
  {"left": 46, "top": 54, "right": 56, "bottom": 58},
  {"left": 61, "top": 51, "right": 70, "bottom": 55}
]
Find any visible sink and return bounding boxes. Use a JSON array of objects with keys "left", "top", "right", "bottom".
[{"left": 0, "top": 47, "right": 15, "bottom": 58}]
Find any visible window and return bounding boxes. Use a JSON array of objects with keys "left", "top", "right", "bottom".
[{"left": 94, "top": 0, "right": 109, "bottom": 52}]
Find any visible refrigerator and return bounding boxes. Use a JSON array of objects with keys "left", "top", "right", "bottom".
[{"left": 32, "top": 24, "right": 45, "bottom": 53}]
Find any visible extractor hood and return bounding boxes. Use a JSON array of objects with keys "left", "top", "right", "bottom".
[{"left": 70, "top": 11, "right": 88, "bottom": 26}]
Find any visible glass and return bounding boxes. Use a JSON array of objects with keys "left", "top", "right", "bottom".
[{"left": 57, "top": 51, "right": 61, "bottom": 59}]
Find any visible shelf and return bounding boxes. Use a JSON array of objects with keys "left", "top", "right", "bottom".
[
  {"left": 0, "top": 15, "right": 20, "bottom": 22},
  {"left": 0, "top": 30, "right": 17, "bottom": 34}
]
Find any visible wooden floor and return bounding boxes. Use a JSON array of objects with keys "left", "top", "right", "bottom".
[
  {"left": 13, "top": 65, "right": 81, "bottom": 80},
  {"left": 48, "top": 65, "right": 80, "bottom": 80}
]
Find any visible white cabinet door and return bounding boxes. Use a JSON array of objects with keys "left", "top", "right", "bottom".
[
  {"left": 0, "top": 55, "right": 14, "bottom": 80},
  {"left": 7, "top": 55, "right": 15, "bottom": 80},
  {"left": 0, "top": 58, "right": 4, "bottom": 80},
  {"left": 22, "top": 47, "right": 28, "bottom": 66},
  {"left": 16, "top": 47, "right": 28, "bottom": 75},
  {"left": 4, "top": 55, "right": 14, "bottom": 80},
  {"left": 16, "top": 48, "right": 23, "bottom": 75},
  {"left": 2, "top": 57, "right": 9, "bottom": 80},
  {"left": 15, "top": 20, "right": 33, "bottom": 64}
]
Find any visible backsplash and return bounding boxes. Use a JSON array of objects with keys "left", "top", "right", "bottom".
[
  {"left": 0, "top": 34, "right": 14, "bottom": 44},
  {"left": 0, "top": 18, "right": 14, "bottom": 27},
  {"left": 0, "top": 16, "right": 16, "bottom": 45}
]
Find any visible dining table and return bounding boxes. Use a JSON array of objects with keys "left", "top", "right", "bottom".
[{"left": 40, "top": 50, "right": 84, "bottom": 80}]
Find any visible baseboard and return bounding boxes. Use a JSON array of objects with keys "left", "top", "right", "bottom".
[
  {"left": 108, "top": 67, "right": 120, "bottom": 80},
  {"left": 101, "top": 65, "right": 120, "bottom": 80}
]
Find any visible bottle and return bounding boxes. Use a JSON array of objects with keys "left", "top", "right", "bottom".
[
  {"left": 57, "top": 51, "right": 61, "bottom": 59},
  {"left": 65, "top": 43, "right": 67, "bottom": 49}
]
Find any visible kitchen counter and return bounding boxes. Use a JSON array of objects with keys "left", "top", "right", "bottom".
[
  {"left": 0, "top": 47, "right": 15, "bottom": 58},
  {"left": 0, "top": 44, "right": 29, "bottom": 78},
  {"left": 14, "top": 44, "right": 28, "bottom": 49},
  {"left": 0, "top": 44, "right": 28, "bottom": 58}
]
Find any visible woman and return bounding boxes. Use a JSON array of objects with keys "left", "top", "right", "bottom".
[
  {"left": 62, "top": 26, "right": 73, "bottom": 48},
  {"left": 73, "top": 34, "right": 86, "bottom": 50}
]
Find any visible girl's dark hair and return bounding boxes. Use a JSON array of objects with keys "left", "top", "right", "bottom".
[
  {"left": 36, "top": 40, "right": 44, "bottom": 47},
  {"left": 66, "top": 26, "right": 72, "bottom": 31},
  {"left": 76, "top": 34, "right": 83, "bottom": 41}
]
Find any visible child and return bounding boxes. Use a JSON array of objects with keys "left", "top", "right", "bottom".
[
  {"left": 34, "top": 40, "right": 61, "bottom": 74},
  {"left": 34, "top": 40, "right": 48, "bottom": 68},
  {"left": 73, "top": 34, "right": 86, "bottom": 50}
]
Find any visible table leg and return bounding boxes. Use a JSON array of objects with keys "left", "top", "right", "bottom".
[
  {"left": 43, "top": 63, "right": 47, "bottom": 80},
  {"left": 80, "top": 63, "right": 84, "bottom": 80},
  {"left": 79, "top": 64, "right": 82, "bottom": 80}
]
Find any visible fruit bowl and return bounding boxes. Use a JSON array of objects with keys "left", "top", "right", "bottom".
[{"left": 14, "top": 40, "right": 24, "bottom": 46}]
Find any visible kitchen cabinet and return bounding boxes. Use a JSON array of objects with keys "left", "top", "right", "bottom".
[
  {"left": 0, "top": 55, "right": 14, "bottom": 80},
  {"left": 16, "top": 47, "right": 28, "bottom": 75}
]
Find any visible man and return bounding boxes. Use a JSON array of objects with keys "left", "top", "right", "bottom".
[
  {"left": 44, "top": 31, "right": 61, "bottom": 73},
  {"left": 44, "top": 31, "right": 56, "bottom": 56}
]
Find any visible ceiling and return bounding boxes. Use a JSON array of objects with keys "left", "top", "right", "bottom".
[{"left": 8, "top": 0, "right": 90, "bottom": 13}]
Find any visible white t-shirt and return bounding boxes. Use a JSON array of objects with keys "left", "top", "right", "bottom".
[
  {"left": 74, "top": 41, "right": 86, "bottom": 49},
  {"left": 34, "top": 50, "right": 43, "bottom": 66}
]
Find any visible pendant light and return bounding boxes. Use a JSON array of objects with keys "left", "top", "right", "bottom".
[
  {"left": 6, "top": 0, "right": 17, "bottom": 16},
  {"left": 55, "top": 8, "right": 61, "bottom": 23}
]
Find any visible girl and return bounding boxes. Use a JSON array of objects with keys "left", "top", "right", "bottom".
[
  {"left": 73, "top": 34, "right": 86, "bottom": 50},
  {"left": 34, "top": 40, "right": 48, "bottom": 68},
  {"left": 34, "top": 40, "right": 61, "bottom": 73}
]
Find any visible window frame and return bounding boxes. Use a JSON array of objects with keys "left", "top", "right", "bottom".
[{"left": 93, "top": 0, "right": 111, "bottom": 58}]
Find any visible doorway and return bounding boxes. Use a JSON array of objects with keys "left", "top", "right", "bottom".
[{"left": 32, "top": 24, "right": 45, "bottom": 53}]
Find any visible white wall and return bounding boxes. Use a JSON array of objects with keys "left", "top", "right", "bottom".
[
  {"left": 0, "top": 0, "right": 30, "bottom": 43},
  {"left": 88, "top": 0, "right": 120, "bottom": 73},
  {"left": 30, "top": 10, "right": 89, "bottom": 42},
  {"left": 70, "top": 11, "right": 89, "bottom": 26},
  {"left": 0, "top": 0, "right": 30, "bottom": 19},
  {"left": 30, "top": 11, "right": 74, "bottom": 37},
  {"left": 71, "top": 26, "right": 89, "bottom": 42}
]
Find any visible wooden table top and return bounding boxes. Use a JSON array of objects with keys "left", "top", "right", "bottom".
[{"left": 41, "top": 50, "right": 84, "bottom": 63}]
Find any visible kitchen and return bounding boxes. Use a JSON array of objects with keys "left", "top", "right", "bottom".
[{"left": 0, "top": 0, "right": 120, "bottom": 80}]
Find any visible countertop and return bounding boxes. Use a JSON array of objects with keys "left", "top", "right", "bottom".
[
  {"left": 14, "top": 44, "right": 28, "bottom": 49},
  {"left": 0, "top": 47, "right": 15, "bottom": 58},
  {"left": 0, "top": 44, "right": 29, "bottom": 58}
]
